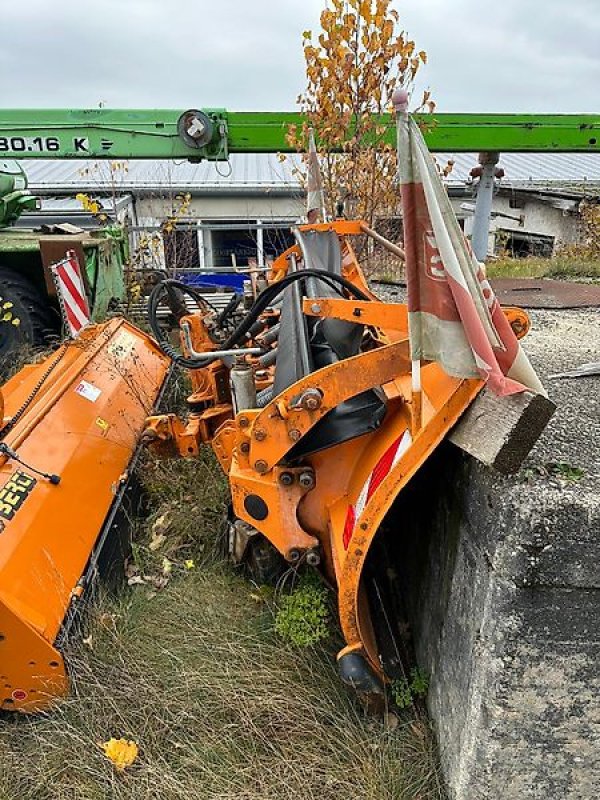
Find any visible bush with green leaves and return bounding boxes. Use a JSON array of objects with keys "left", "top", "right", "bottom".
[
  {"left": 391, "top": 667, "right": 430, "bottom": 709},
  {"left": 275, "top": 578, "right": 330, "bottom": 647}
]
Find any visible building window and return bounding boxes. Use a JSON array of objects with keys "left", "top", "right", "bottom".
[
  {"left": 260, "top": 225, "right": 296, "bottom": 262},
  {"left": 207, "top": 220, "right": 260, "bottom": 267},
  {"left": 496, "top": 229, "right": 555, "bottom": 258}
]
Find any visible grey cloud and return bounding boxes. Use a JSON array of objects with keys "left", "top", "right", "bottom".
[{"left": 1, "top": 0, "right": 598, "bottom": 112}]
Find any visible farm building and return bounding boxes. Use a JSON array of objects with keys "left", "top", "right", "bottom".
[{"left": 18, "top": 152, "right": 600, "bottom": 270}]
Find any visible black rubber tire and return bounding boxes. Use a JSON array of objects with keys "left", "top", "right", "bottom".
[
  {"left": 245, "top": 534, "right": 287, "bottom": 586},
  {"left": 0, "top": 267, "right": 57, "bottom": 364}
]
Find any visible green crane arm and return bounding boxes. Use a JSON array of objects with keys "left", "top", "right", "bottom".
[{"left": 0, "top": 109, "right": 598, "bottom": 160}]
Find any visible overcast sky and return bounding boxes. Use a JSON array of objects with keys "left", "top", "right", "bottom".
[{"left": 2, "top": 0, "right": 599, "bottom": 112}]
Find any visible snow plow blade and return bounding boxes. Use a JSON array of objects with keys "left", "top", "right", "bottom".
[{"left": 0, "top": 318, "right": 170, "bottom": 712}]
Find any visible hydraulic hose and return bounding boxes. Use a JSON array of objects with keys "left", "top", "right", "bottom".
[
  {"left": 148, "top": 272, "right": 370, "bottom": 369},
  {"left": 147, "top": 279, "right": 228, "bottom": 369},
  {"left": 220, "top": 269, "right": 371, "bottom": 349}
]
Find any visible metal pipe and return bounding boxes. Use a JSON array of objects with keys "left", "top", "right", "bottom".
[
  {"left": 287, "top": 252, "right": 312, "bottom": 377},
  {"left": 359, "top": 222, "right": 405, "bottom": 261},
  {"left": 258, "top": 348, "right": 278, "bottom": 368},
  {"left": 258, "top": 323, "right": 281, "bottom": 346},
  {"left": 180, "top": 322, "right": 262, "bottom": 360},
  {"left": 230, "top": 361, "right": 257, "bottom": 412},
  {"left": 471, "top": 152, "right": 500, "bottom": 262}
]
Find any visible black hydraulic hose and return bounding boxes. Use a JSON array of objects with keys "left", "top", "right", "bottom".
[
  {"left": 148, "top": 280, "right": 225, "bottom": 369},
  {"left": 215, "top": 292, "right": 242, "bottom": 327},
  {"left": 221, "top": 270, "right": 371, "bottom": 350},
  {"left": 148, "top": 272, "right": 370, "bottom": 369}
]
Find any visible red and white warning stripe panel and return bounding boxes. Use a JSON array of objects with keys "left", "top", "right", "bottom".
[
  {"left": 343, "top": 429, "right": 412, "bottom": 550},
  {"left": 50, "top": 250, "right": 91, "bottom": 338}
]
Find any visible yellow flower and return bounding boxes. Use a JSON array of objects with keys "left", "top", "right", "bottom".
[
  {"left": 184, "top": 559, "right": 195, "bottom": 570},
  {"left": 100, "top": 738, "right": 138, "bottom": 771}
]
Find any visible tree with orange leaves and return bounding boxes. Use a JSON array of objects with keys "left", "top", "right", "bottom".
[{"left": 289, "top": 0, "right": 433, "bottom": 253}]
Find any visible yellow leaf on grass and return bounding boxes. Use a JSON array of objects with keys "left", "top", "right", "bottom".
[
  {"left": 149, "top": 532, "right": 166, "bottom": 552},
  {"left": 100, "top": 738, "right": 138, "bottom": 771}
]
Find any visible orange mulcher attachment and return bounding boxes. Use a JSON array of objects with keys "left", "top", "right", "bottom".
[{"left": 0, "top": 318, "right": 170, "bottom": 712}]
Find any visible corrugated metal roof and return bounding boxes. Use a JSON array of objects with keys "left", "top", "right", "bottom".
[
  {"left": 21, "top": 152, "right": 600, "bottom": 194},
  {"left": 22, "top": 153, "right": 303, "bottom": 193},
  {"left": 444, "top": 152, "right": 600, "bottom": 189}
]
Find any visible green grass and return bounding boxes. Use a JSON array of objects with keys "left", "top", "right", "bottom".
[
  {"left": 371, "top": 255, "right": 600, "bottom": 283},
  {"left": 0, "top": 448, "right": 444, "bottom": 800},
  {"left": 485, "top": 255, "right": 600, "bottom": 280}
]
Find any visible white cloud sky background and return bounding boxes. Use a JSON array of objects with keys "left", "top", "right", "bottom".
[{"left": 2, "top": 0, "right": 599, "bottom": 112}]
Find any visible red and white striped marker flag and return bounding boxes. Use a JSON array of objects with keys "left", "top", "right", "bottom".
[
  {"left": 393, "top": 90, "right": 545, "bottom": 397},
  {"left": 50, "top": 250, "right": 91, "bottom": 338}
]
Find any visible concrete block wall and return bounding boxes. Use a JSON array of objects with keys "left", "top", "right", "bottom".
[{"left": 394, "top": 309, "right": 599, "bottom": 799}]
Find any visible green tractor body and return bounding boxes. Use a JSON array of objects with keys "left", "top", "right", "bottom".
[{"left": 0, "top": 160, "right": 127, "bottom": 361}]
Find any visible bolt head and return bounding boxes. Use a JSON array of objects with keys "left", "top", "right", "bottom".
[
  {"left": 288, "top": 549, "right": 301, "bottom": 562},
  {"left": 254, "top": 459, "right": 268, "bottom": 474},
  {"left": 299, "top": 472, "right": 315, "bottom": 489},
  {"left": 297, "top": 389, "right": 322, "bottom": 412},
  {"left": 279, "top": 471, "right": 294, "bottom": 486},
  {"left": 254, "top": 428, "right": 267, "bottom": 441},
  {"left": 311, "top": 303, "right": 322, "bottom": 314},
  {"left": 288, "top": 428, "right": 301, "bottom": 442},
  {"left": 240, "top": 441, "right": 250, "bottom": 454},
  {"left": 238, "top": 416, "right": 249, "bottom": 428},
  {"left": 306, "top": 550, "right": 321, "bottom": 567}
]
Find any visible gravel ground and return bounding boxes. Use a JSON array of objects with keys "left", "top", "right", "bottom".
[{"left": 523, "top": 307, "right": 600, "bottom": 489}]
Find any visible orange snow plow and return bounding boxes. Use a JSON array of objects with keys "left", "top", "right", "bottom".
[
  {"left": 0, "top": 219, "right": 545, "bottom": 713},
  {"left": 0, "top": 318, "right": 169, "bottom": 712},
  {"left": 143, "top": 219, "right": 546, "bottom": 696}
]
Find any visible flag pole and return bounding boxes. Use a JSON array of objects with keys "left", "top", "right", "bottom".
[
  {"left": 306, "top": 127, "right": 326, "bottom": 223},
  {"left": 393, "top": 87, "right": 422, "bottom": 437}
]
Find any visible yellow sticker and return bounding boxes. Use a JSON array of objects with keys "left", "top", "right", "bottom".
[{"left": 95, "top": 417, "right": 110, "bottom": 432}]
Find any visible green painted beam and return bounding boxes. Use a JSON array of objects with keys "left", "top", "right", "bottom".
[
  {"left": 226, "top": 112, "right": 600, "bottom": 154},
  {"left": 0, "top": 109, "right": 598, "bottom": 159},
  {"left": 0, "top": 109, "right": 227, "bottom": 160}
]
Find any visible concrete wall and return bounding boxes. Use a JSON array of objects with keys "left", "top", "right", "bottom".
[{"left": 392, "top": 309, "right": 599, "bottom": 799}]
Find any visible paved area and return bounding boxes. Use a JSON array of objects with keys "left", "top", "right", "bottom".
[{"left": 491, "top": 278, "right": 600, "bottom": 309}]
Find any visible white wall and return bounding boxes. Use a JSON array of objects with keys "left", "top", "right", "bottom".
[
  {"left": 132, "top": 194, "right": 303, "bottom": 271},
  {"left": 456, "top": 193, "right": 580, "bottom": 256},
  {"left": 135, "top": 193, "right": 304, "bottom": 223}
]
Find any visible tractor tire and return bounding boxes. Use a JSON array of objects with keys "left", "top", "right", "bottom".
[
  {"left": 0, "top": 267, "right": 57, "bottom": 367},
  {"left": 245, "top": 534, "right": 287, "bottom": 586}
]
